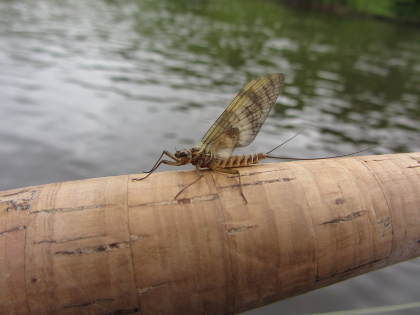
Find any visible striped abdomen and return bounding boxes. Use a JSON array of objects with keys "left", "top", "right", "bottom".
[{"left": 210, "top": 153, "right": 267, "bottom": 169}]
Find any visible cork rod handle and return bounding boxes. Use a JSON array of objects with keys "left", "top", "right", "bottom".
[{"left": 1, "top": 152, "right": 420, "bottom": 314}]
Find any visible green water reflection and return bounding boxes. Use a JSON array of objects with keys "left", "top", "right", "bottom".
[
  {"left": 128, "top": 0, "right": 419, "bottom": 152},
  {"left": 1, "top": 0, "right": 420, "bottom": 314}
]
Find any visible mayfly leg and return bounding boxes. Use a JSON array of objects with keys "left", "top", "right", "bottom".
[
  {"left": 133, "top": 151, "right": 183, "bottom": 181},
  {"left": 212, "top": 167, "right": 247, "bottom": 204},
  {"left": 174, "top": 166, "right": 204, "bottom": 200}
]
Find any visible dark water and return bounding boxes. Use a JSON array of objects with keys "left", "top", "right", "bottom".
[{"left": 1, "top": 0, "right": 419, "bottom": 313}]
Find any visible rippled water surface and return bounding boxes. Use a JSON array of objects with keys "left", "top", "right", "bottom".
[{"left": 1, "top": 0, "right": 420, "bottom": 314}]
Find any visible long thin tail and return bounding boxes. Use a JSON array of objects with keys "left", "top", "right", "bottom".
[
  {"left": 266, "top": 147, "right": 375, "bottom": 160},
  {"left": 266, "top": 128, "right": 305, "bottom": 155}
]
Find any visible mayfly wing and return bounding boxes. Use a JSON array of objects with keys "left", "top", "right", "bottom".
[{"left": 198, "top": 73, "right": 284, "bottom": 158}]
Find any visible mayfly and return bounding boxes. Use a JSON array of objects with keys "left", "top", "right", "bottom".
[{"left": 134, "top": 73, "right": 366, "bottom": 203}]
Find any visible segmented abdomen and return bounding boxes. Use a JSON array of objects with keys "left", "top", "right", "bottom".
[{"left": 211, "top": 153, "right": 267, "bottom": 169}]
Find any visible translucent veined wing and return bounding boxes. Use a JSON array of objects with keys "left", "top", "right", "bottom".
[{"left": 197, "top": 73, "right": 284, "bottom": 158}]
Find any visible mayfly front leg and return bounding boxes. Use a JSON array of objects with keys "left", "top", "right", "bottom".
[
  {"left": 133, "top": 150, "right": 184, "bottom": 181},
  {"left": 212, "top": 167, "right": 247, "bottom": 204}
]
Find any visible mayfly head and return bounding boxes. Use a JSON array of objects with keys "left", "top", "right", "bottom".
[{"left": 174, "top": 149, "right": 192, "bottom": 164}]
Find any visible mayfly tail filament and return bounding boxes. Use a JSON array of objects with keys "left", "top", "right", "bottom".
[
  {"left": 266, "top": 147, "right": 375, "bottom": 161},
  {"left": 266, "top": 128, "right": 305, "bottom": 155}
]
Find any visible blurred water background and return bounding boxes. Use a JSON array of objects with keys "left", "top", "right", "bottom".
[{"left": 0, "top": 0, "right": 419, "bottom": 314}]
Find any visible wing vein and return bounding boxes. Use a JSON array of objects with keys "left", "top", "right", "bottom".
[{"left": 197, "top": 73, "right": 284, "bottom": 159}]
